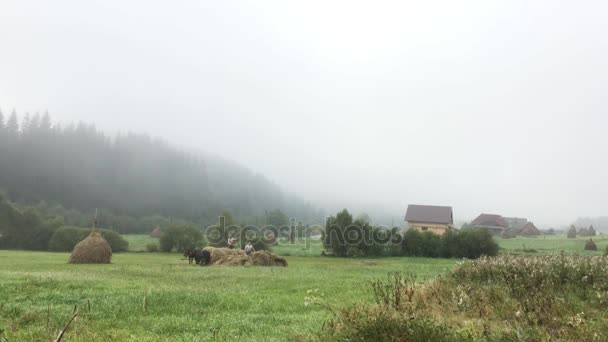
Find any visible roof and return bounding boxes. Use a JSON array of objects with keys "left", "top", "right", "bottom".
[
  {"left": 471, "top": 214, "right": 509, "bottom": 228},
  {"left": 520, "top": 222, "right": 541, "bottom": 235},
  {"left": 405, "top": 204, "right": 453, "bottom": 225},
  {"left": 504, "top": 217, "right": 528, "bottom": 230}
]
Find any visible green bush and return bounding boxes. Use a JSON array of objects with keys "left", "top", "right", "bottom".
[
  {"left": 321, "top": 305, "right": 470, "bottom": 342},
  {"left": 584, "top": 239, "right": 597, "bottom": 251},
  {"left": 145, "top": 243, "right": 159, "bottom": 252},
  {"left": 401, "top": 228, "right": 497, "bottom": 259},
  {"left": 159, "top": 223, "right": 205, "bottom": 252},
  {"left": 567, "top": 225, "right": 577, "bottom": 238},
  {"left": 48, "top": 226, "right": 129, "bottom": 252},
  {"left": 323, "top": 257, "right": 608, "bottom": 342}
]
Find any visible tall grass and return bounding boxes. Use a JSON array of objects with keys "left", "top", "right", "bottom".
[{"left": 322, "top": 254, "right": 608, "bottom": 341}]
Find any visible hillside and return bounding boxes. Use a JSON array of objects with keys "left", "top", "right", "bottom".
[{"left": 0, "top": 110, "right": 322, "bottom": 229}]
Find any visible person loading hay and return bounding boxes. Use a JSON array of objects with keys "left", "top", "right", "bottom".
[
  {"left": 227, "top": 235, "right": 237, "bottom": 249},
  {"left": 244, "top": 242, "right": 255, "bottom": 256}
]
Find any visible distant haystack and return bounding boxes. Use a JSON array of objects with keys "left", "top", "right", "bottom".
[
  {"left": 149, "top": 227, "right": 162, "bottom": 238},
  {"left": 204, "top": 247, "right": 287, "bottom": 267},
  {"left": 584, "top": 239, "right": 597, "bottom": 251},
  {"left": 69, "top": 231, "right": 112, "bottom": 264}
]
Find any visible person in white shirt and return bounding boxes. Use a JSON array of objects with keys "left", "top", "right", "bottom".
[{"left": 244, "top": 242, "right": 255, "bottom": 255}]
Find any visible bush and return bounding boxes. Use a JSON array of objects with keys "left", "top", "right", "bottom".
[
  {"left": 322, "top": 257, "right": 608, "bottom": 342},
  {"left": 567, "top": 225, "right": 577, "bottom": 238},
  {"left": 584, "top": 239, "right": 597, "bottom": 251},
  {"left": 159, "top": 223, "right": 205, "bottom": 252},
  {"left": 401, "top": 228, "right": 497, "bottom": 259},
  {"left": 321, "top": 307, "right": 470, "bottom": 342},
  {"left": 48, "top": 227, "right": 129, "bottom": 252},
  {"left": 146, "top": 243, "right": 159, "bottom": 252},
  {"left": 401, "top": 229, "right": 442, "bottom": 257}
]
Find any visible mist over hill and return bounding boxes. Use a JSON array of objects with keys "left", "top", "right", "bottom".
[{"left": 0, "top": 109, "right": 323, "bottom": 226}]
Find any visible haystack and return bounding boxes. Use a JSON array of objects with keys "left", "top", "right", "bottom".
[
  {"left": 69, "top": 231, "right": 112, "bottom": 264},
  {"left": 204, "top": 247, "right": 287, "bottom": 267}
]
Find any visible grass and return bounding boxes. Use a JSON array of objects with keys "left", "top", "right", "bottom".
[
  {"left": 3, "top": 234, "right": 605, "bottom": 340},
  {"left": 496, "top": 235, "right": 608, "bottom": 255},
  {"left": 0, "top": 250, "right": 455, "bottom": 341},
  {"left": 123, "top": 234, "right": 158, "bottom": 252}
]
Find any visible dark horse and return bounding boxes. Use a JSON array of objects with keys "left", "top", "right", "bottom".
[{"left": 183, "top": 248, "right": 211, "bottom": 266}]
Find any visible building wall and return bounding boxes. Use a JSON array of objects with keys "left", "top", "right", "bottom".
[{"left": 407, "top": 222, "right": 451, "bottom": 235}]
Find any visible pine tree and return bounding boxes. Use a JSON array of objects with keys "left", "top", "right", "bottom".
[
  {"left": 588, "top": 225, "right": 596, "bottom": 236},
  {"left": 567, "top": 225, "right": 577, "bottom": 239},
  {"left": 6, "top": 110, "right": 19, "bottom": 135},
  {"left": 0, "top": 108, "right": 5, "bottom": 129}
]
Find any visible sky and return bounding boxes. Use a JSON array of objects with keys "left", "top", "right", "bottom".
[{"left": 1, "top": 0, "right": 607, "bottom": 227}]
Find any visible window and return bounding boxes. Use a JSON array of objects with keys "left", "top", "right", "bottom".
[{"left": 421, "top": 227, "right": 429, "bottom": 231}]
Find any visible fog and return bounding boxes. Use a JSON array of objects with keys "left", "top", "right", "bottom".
[{"left": 1, "top": 0, "right": 607, "bottom": 227}]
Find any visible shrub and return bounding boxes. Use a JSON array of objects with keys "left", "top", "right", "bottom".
[
  {"left": 584, "top": 239, "right": 597, "bottom": 251},
  {"left": 146, "top": 243, "right": 159, "bottom": 252},
  {"left": 48, "top": 226, "right": 129, "bottom": 252},
  {"left": 567, "top": 225, "right": 577, "bottom": 238},
  {"left": 401, "top": 228, "right": 497, "bottom": 259},
  {"left": 321, "top": 305, "right": 470, "bottom": 342},
  {"left": 454, "top": 228, "right": 498, "bottom": 258},
  {"left": 159, "top": 223, "right": 204, "bottom": 252},
  {"left": 321, "top": 257, "right": 608, "bottom": 342}
]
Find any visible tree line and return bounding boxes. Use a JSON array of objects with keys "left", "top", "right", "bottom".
[{"left": 0, "top": 109, "right": 323, "bottom": 234}]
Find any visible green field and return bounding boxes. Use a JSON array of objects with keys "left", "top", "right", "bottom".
[
  {"left": 2, "top": 235, "right": 606, "bottom": 341},
  {"left": 496, "top": 235, "right": 608, "bottom": 255},
  {"left": 0, "top": 250, "right": 455, "bottom": 341},
  {"left": 124, "top": 234, "right": 158, "bottom": 252}
]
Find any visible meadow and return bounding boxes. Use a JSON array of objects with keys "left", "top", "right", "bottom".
[
  {"left": 2, "top": 234, "right": 607, "bottom": 341},
  {"left": 496, "top": 235, "right": 608, "bottom": 255},
  {"left": 0, "top": 250, "right": 455, "bottom": 341}
]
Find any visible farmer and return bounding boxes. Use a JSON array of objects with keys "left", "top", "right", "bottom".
[
  {"left": 244, "top": 242, "right": 255, "bottom": 256},
  {"left": 227, "top": 236, "right": 237, "bottom": 249}
]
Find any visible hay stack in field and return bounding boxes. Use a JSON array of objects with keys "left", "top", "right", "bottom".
[
  {"left": 69, "top": 231, "right": 112, "bottom": 264},
  {"left": 204, "top": 247, "right": 287, "bottom": 267},
  {"left": 249, "top": 250, "right": 288, "bottom": 267},
  {"left": 205, "top": 247, "right": 245, "bottom": 263}
]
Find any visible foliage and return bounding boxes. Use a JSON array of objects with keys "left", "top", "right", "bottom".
[
  {"left": 584, "top": 239, "right": 597, "bottom": 251},
  {"left": 48, "top": 226, "right": 129, "bottom": 252},
  {"left": 266, "top": 208, "right": 289, "bottom": 228},
  {"left": 323, "top": 209, "right": 353, "bottom": 257},
  {"left": 159, "top": 223, "right": 205, "bottom": 252},
  {"left": 323, "top": 256, "right": 608, "bottom": 341},
  {"left": 0, "top": 111, "right": 324, "bottom": 231},
  {"left": 145, "top": 243, "right": 159, "bottom": 252},
  {"left": 567, "top": 225, "right": 577, "bottom": 238},
  {"left": 0, "top": 194, "right": 63, "bottom": 250},
  {"left": 401, "top": 228, "right": 498, "bottom": 259}
]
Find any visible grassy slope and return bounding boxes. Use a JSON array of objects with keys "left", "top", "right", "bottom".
[{"left": 0, "top": 251, "right": 455, "bottom": 341}]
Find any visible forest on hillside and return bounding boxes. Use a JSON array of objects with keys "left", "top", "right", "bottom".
[{"left": 0, "top": 109, "right": 323, "bottom": 233}]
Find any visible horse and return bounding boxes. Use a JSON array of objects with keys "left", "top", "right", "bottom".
[
  {"left": 183, "top": 248, "right": 195, "bottom": 264},
  {"left": 184, "top": 248, "right": 211, "bottom": 266}
]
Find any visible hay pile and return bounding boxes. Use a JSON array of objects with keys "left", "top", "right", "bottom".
[
  {"left": 204, "top": 247, "right": 287, "bottom": 267},
  {"left": 69, "top": 231, "right": 112, "bottom": 264}
]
